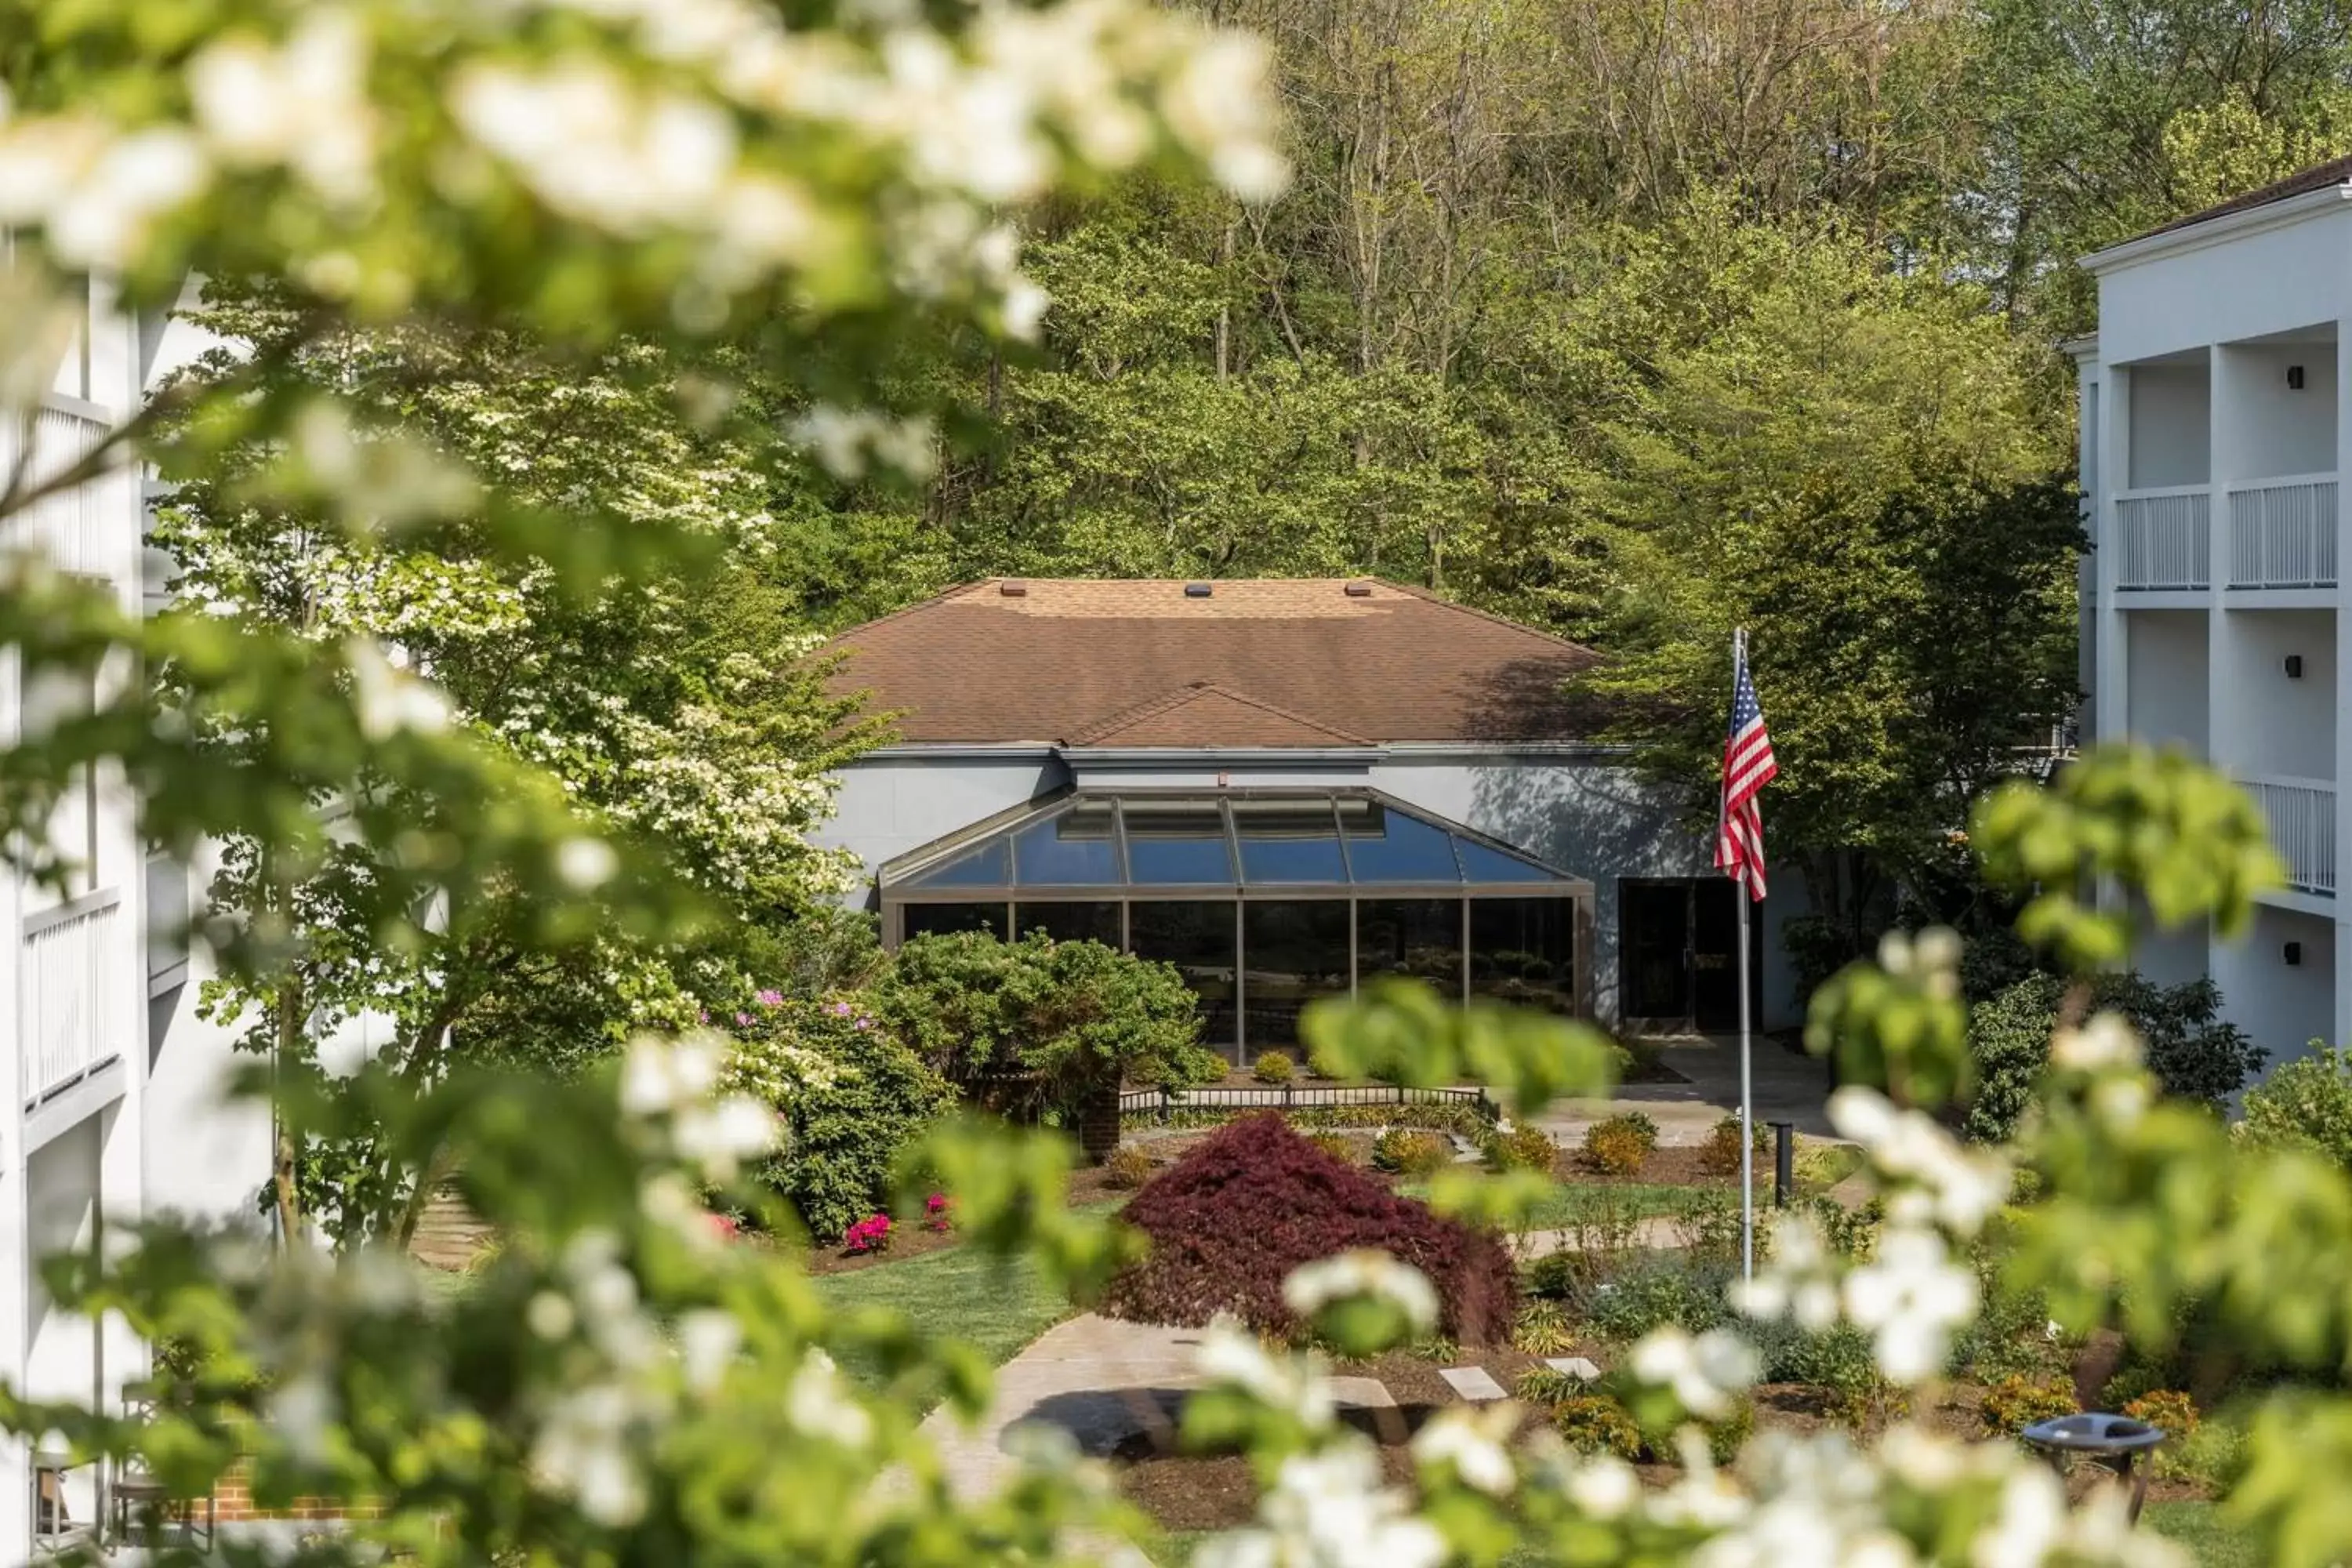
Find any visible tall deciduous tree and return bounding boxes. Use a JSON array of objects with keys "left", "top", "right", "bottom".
[{"left": 154, "top": 289, "right": 887, "bottom": 1240}]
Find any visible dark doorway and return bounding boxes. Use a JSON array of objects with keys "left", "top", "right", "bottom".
[{"left": 1617, "top": 878, "right": 1760, "bottom": 1032}]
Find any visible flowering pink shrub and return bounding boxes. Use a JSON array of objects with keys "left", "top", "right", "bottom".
[
  {"left": 706, "top": 1212, "right": 742, "bottom": 1243},
  {"left": 924, "top": 1192, "right": 953, "bottom": 1232},
  {"left": 843, "top": 1213, "right": 893, "bottom": 1254}
]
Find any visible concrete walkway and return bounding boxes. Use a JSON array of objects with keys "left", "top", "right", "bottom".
[
  {"left": 918, "top": 1314, "right": 1214, "bottom": 1500},
  {"left": 1534, "top": 1033, "right": 1835, "bottom": 1145}
]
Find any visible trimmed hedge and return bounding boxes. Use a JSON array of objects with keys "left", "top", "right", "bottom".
[{"left": 1102, "top": 1114, "right": 1517, "bottom": 1344}]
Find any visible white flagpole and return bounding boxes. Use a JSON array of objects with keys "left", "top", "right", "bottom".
[{"left": 1734, "top": 629, "right": 1756, "bottom": 1283}]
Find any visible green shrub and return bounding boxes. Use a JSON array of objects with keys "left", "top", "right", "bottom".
[
  {"left": 742, "top": 998, "right": 955, "bottom": 1243},
  {"left": 1552, "top": 1395, "right": 1643, "bottom": 1461},
  {"left": 1374, "top": 1129, "right": 1455, "bottom": 1177},
  {"left": 1582, "top": 1117, "right": 1650, "bottom": 1177},
  {"left": 1702, "top": 1395, "right": 1755, "bottom": 1465},
  {"left": 2243, "top": 1045, "right": 2352, "bottom": 1170},
  {"left": 1512, "top": 1300, "right": 1574, "bottom": 1356},
  {"left": 1965, "top": 971, "right": 2266, "bottom": 1143},
  {"left": 1698, "top": 1114, "right": 1769, "bottom": 1177},
  {"left": 1306, "top": 1132, "right": 1363, "bottom": 1166},
  {"left": 1583, "top": 1261, "right": 1732, "bottom": 1341},
  {"left": 1514, "top": 1366, "right": 1584, "bottom": 1406},
  {"left": 1486, "top": 1123, "right": 1559, "bottom": 1174},
  {"left": 1979, "top": 1374, "right": 2075, "bottom": 1435},
  {"left": 878, "top": 931, "right": 1225, "bottom": 1123},
  {"left": 1522, "top": 1250, "right": 1581, "bottom": 1302},
  {"left": 1290, "top": 1103, "right": 1493, "bottom": 1139},
  {"left": 1252, "top": 1050, "right": 1295, "bottom": 1085},
  {"left": 1103, "top": 1144, "right": 1154, "bottom": 1189}
]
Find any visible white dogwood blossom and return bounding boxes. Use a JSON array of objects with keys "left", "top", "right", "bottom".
[
  {"left": 1197, "top": 1319, "right": 1337, "bottom": 1432},
  {"left": 1830, "top": 1087, "right": 2011, "bottom": 1238},
  {"left": 1842, "top": 1227, "right": 1980, "bottom": 1385},
  {"left": 1193, "top": 1439, "right": 1446, "bottom": 1568},
  {"left": 1730, "top": 1210, "right": 1843, "bottom": 1332},
  {"left": 1628, "top": 1327, "right": 1759, "bottom": 1421},
  {"left": 1282, "top": 1250, "right": 1441, "bottom": 1336},
  {"left": 1410, "top": 1403, "right": 1519, "bottom": 1497}
]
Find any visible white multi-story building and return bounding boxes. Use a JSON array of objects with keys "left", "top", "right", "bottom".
[
  {"left": 0, "top": 275, "right": 267, "bottom": 1552},
  {"left": 2077, "top": 155, "right": 2352, "bottom": 1069}
]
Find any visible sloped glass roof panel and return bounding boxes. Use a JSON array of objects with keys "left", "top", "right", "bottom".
[
  {"left": 880, "top": 790, "right": 1585, "bottom": 895},
  {"left": 1339, "top": 800, "right": 1463, "bottom": 883},
  {"left": 1234, "top": 797, "right": 1347, "bottom": 884},
  {"left": 1123, "top": 797, "right": 1234, "bottom": 884},
  {"left": 902, "top": 837, "right": 1011, "bottom": 888},
  {"left": 1450, "top": 834, "right": 1563, "bottom": 884},
  {"left": 1013, "top": 800, "right": 1121, "bottom": 885}
]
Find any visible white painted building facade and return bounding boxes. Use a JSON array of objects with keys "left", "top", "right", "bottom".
[
  {"left": 2078, "top": 171, "right": 2352, "bottom": 1068},
  {"left": 0, "top": 277, "right": 269, "bottom": 1552}
]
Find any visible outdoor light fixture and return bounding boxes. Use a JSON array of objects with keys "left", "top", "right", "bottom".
[
  {"left": 1344, "top": 581, "right": 1374, "bottom": 597},
  {"left": 2287, "top": 942, "right": 2305, "bottom": 966},
  {"left": 2289, "top": 365, "right": 2307, "bottom": 389},
  {"left": 2287, "top": 655, "right": 2306, "bottom": 678},
  {"left": 1184, "top": 582, "right": 1213, "bottom": 597},
  {"left": 999, "top": 582, "right": 1027, "bottom": 597}
]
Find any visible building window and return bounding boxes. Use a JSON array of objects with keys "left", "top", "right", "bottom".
[
  {"left": 1470, "top": 897, "right": 1576, "bottom": 1014},
  {"left": 1128, "top": 900, "right": 1238, "bottom": 1049},
  {"left": 1014, "top": 900, "right": 1120, "bottom": 947},
  {"left": 901, "top": 902, "right": 1007, "bottom": 942},
  {"left": 1357, "top": 898, "right": 1464, "bottom": 999},
  {"left": 1241, "top": 899, "right": 1350, "bottom": 1048}
]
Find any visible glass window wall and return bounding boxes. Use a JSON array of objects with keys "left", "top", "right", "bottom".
[
  {"left": 1129, "top": 900, "right": 1239, "bottom": 1048},
  {"left": 1241, "top": 900, "right": 1351, "bottom": 1047},
  {"left": 1357, "top": 898, "right": 1465, "bottom": 999}
]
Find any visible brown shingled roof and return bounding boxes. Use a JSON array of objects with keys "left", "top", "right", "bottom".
[
  {"left": 2127, "top": 153, "right": 2352, "bottom": 245},
  {"left": 826, "top": 579, "right": 1605, "bottom": 746}
]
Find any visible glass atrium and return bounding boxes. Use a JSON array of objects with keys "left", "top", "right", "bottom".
[{"left": 879, "top": 789, "right": 1592, "bottom": 1059}]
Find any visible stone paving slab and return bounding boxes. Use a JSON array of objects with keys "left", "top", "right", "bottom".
[
  {"left": 1328, "top": 1375, "right": 1397, "bottom": 1410},
  {"left": 1544, "top": 1356, "right": 1602, "bottom": 1381},
  {"left": 1438, "top": 1366, "right": 1508, "bottom": 1402},
  {"left": 1515, "top": 1217, "right": 1692, "bottom": 1257}
]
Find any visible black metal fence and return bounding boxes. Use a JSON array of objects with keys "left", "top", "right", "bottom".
[{"left": 1116, "top": 1083, "right": 1496, "bottom": 1123}]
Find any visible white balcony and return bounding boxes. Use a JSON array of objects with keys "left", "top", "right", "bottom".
[
  {"left": 0, "top": 401, "right": 114, "bottom": 581},
  {"left": 2115, "top": 485, "right": 2211, "bottom": 590},
  {"left": 2246, "top": 775, "right": 2336, "bottom": 897},
  {"left": 2228, "top": 474, "right": 2339, "bottom": 589},
  {"left": 21, "top": 891, "right": 125, "bottom": 1105}
]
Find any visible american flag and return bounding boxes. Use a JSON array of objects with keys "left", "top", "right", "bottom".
[{"left": 1715, "top": 635, "right": 1777, "bottom": 900}]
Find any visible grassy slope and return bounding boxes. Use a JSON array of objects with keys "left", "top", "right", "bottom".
[
  {"left": 2143, "top": 1501, "right": 2259, "bottom": 1566},
  {"left": 806, "top": 1233, "right": 1079, "bottom": 1385}
]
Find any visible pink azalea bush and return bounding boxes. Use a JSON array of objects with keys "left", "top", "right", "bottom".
[
  {"left": 843, "top": 1213, "right": 893, "bottom": 1254},
  {"left": 924, "top": 1192, "right": 953, "bottom": 1232}
]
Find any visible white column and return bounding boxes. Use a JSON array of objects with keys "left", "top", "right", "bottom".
[
  {"left": 2324, "top": 321, "right": 2352, "bottom": 1052},
  {"left": 2092, "top": 363, "right": 2131, "bottom": 919}
]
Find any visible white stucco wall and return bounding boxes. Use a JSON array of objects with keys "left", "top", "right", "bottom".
[
  {"left": 2216, "top": 339, "right": 2336, "bottom": 480},
  {"left": 2213, "top": 904, "right": 2336, "bottom": 1071},
  {"left": 817, "top": 752, "right": 1069, "bottom": 874},
  {"left": 2125, "top": 361, "right": 2211, "bottom": 488},
  {"left": 2213, "top": 609, "right": 2335, "bottom": 779},
  {"left": 2097, "top": 205, "right": 2352, "bottom": 366},
  {"left": 2124, "top": 611, "right": 2210, "bottom": 754}
]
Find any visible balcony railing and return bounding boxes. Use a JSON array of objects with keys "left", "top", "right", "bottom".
[
  {"left": 21, "top": 891, "right": 124, "bottom": 1104},
  {"left": 0, "top": 403, "right": 114, "bottom": 580},
  {"left": 2246, "top": 775, "right": 2336, "bottom": 897},
  {"left": 2115, "top": 485, "right": 2211, "bottom": 590},
  {"left": 2228, "top": 474, "right": 2339, "bottom": 588}
]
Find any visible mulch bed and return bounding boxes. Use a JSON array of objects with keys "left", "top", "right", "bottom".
[
  {"left": 800, "top": 1164, "right": 1134, "bottom": 1275},
  {"left": 1112, "top": 1345, "right": 2212, "bottom": 1534}
]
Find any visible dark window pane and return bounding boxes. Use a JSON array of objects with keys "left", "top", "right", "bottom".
[
  {"left": 1243, "top": 901, "right": 1352, "bottom": 1048},
  {"left": 1123, "top": 798, "right": 1234, "bottom": 884},
  {"left": 1341, "top": 800, "right": 1462, "bottom": 884},
  {"left": 1357, "top": 898, "right": 1464, "bottom": 1000},
  {"left": 1452, "top": 835, "right": 1561, "bottom": 884},
  {"left": 1013, "top": 802, "right": 1120, "bottom": 885},
  {"left": 1470, "top": 897, "right": 1577, "bottom": 1013},
  {"left": 901, "top": 902, "right": 1007, "bottom": 942},
  {"left": 1129, "top": 900, "right": 1238, "bottom": 1049},
  {"left": 1233, "top": 798, "right": 1346, "bottom": 884},
  {"left": 1015, "top": 900, "right": 1121, "bottom": 947},
  {"left": 902, "top": 838, "right": 1011, "bottom": 888}
]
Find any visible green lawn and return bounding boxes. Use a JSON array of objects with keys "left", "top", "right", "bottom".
[
  {"left": 807, "top": 1238, "right": 1076, "bottom": 1385},
  {"left": 2143, "top": 1501, "right": 2259, "bottom": 1566}
]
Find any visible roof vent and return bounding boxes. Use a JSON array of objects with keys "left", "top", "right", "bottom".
[
  {"left": 1343, "top": 581, "right": 1374, "bottom": 597},
  {"left": 998, "top": 582, "right": 1027, "bottom": 597},
  {"left": 1184, "top": 582, "right": 1213, "bottom": 598}
]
